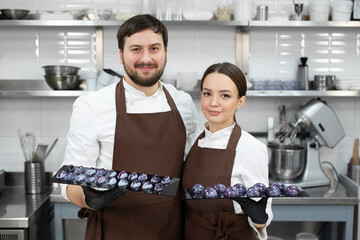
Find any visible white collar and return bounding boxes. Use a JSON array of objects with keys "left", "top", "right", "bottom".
[
  {"left": 204, "top": 122, "right": 236, "bottom": 140},
  {"left": 123, "top": 77, "right": 163, "bottom": 97}
]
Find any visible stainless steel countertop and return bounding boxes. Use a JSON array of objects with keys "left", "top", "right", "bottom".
[
  {"left": 0, "top": 172, "right": 53, "bottom": 228},
  {"left": 49, "top": 174, "right": 359, "bottom": 206}
]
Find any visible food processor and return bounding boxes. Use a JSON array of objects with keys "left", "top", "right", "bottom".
[{"left": 269, "top": 98, "right": 345, "bottom": 188}]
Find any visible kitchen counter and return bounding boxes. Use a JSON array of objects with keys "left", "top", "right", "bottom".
[
  {"left": 0, "top": 172, "right": 54, "bottom": 240},
  {"left": 0, "top": 186, "right": 52, "bottom": 228}
]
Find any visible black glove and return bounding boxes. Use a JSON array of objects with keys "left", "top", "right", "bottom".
[
  {"left": 235, "top": 197, "right": 269, "bottom": 224},
  {"left": 82, "top": 186, "right": 126, "bottom": 210}
]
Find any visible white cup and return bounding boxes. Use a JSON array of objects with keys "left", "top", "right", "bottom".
[{"left": 234, "top": 0, "right": 253, "bottom": 21}]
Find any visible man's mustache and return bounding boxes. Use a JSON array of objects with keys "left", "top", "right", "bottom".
[{"left": 134, "top": 62, "right": 158, "bottom": 68}]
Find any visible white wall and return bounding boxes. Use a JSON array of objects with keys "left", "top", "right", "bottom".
[{"left": 0, "top": 0, "right": 359, "bottom": 176}]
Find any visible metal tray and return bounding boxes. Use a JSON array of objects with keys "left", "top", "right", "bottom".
[{"left": 52, "top": 165, "right": 180, "bottom": 197}]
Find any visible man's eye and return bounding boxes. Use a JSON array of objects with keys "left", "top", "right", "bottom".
[
  {"left": 152, "top": 47, "right": 159, "bottom": 51},
  {"left": 132, "top": 48, "right": 140, "bottom": 52}
]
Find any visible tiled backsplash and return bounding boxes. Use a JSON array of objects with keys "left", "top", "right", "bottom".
[{"left": 0, "top": 0, "right": 359, "bottom": 177}]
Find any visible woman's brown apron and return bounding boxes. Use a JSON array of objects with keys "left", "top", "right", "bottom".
[
  {"left": 79, "top": 78, "right": 186, "bottom": 240},
  {"left": 182, "top": 124, "right": 257, "bottom": 240}
]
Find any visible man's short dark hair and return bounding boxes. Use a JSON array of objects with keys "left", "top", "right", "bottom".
[{"left": 117, "top": 14, "right": 168, "bottom": 51}]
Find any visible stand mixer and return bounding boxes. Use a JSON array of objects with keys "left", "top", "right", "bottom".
[{"left": 269, "top": 98, "right": 345, "bottom": 188}]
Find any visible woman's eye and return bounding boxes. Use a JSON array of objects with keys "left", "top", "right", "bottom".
[
  {"left": 202, "top": 92, "right": 211, "bottom": 97},
  {"left": 221, "top": 94, "right": 230, "bottom": 98}
]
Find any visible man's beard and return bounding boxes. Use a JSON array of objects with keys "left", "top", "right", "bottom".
[{"left": 122, "top": 58, "right": 166, "bottom": 87}]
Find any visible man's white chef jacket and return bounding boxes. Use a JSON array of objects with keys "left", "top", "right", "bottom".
[{"left": 61, "top": 80, "right": 200, "bottom": 200}]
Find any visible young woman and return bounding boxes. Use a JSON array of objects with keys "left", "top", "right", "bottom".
[{"left": 182, "top": 62, "right": 272, "bottom": 240}]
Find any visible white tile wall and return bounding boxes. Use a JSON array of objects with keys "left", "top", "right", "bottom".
[{"left": 0, "top": 0, "right": 359, "bottom": 178}]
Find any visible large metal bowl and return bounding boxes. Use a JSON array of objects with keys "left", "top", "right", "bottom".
[
  {"left": 42, "top": 65, "right": 80, "bottom": 75},
  {"left": 44, "top": 74, "right": 80, "bottom": 90},
  {"left": 268, "top": 143, "right": 305, "bottom": 181},
  {"left": 0, "top": 9, "right": 30, "bottom": 19}
]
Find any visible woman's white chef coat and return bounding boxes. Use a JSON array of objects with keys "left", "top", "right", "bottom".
[
  {"left": 60, "top": 79, "right": 200, "bottom": 200},
  {"left": 198, "top": 123, "right": 273, "bottom": 240}
]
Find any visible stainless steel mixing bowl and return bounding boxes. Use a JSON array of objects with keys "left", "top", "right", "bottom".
[
  {"left": 268, "top": 143, "right": 305, "bottom": 181},
  {"left": 42, "top": 65, "right": 80, "bottom": 75},
  {"left": 0, "top": 9, "right": 30, "bottom": 19},
  {"left": 44, "top": 74, "right": 80, "bottom": 90}
]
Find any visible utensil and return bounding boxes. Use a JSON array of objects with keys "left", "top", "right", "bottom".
[
  {"left": 44, "top": 138, "right": 58, "bottom": 161},
  {"left": 42, "top": 65, "right": 80, "bottom": 75},
  {"left": 0, "top": 9, "right": 30, "bottom": 19},
  {"left": 44, "top": 74, "right": 80, "bottom": 90},
  {"left": 348, "top": 138, "right": 359, "bottom": 178},
  {"left": 25, "top": 132, "right": 36, "bottom": 162},
  {"left": 33, "top": 144, "right": 49, "bottom": 162},
  {"left": 268, "top": 143, "right": 306, "bottom": 181},
  {"left": 293, "top": 1, "right": 303, "bottom": 21},
  {"left": 351, "top": 138, "right": 359, "bottom": 165}
]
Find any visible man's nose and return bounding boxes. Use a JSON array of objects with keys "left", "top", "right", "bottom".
[{"left": 140, "top": 49, "right": 151, "bottom": 63}]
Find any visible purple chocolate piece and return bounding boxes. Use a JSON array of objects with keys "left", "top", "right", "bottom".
[
  {"left": 75, "top": 166, "right": 85, "bottom": 175},
  {"left": 128, "top": 172, "right": 138, "bottom": 181},
  {"left": 86, "top": 167, "right": 96, "bottom": 177},
  {"left": 56, "top": 170, "right": 67, "bottom": 180},
  {"left": 138, "top": 173, "right": 148, "bottom": 183},
  {"left": 161, "top": 176, "right": 171, "bottom": 185},
  {"left": 96, "top": 168, "right": 107, "bottom": 177},
  {"left": 154, "top": 183, "right": 165, "bottom": 194},
  {"left": 117, "top": 171, "right": 128, "bottom": 180},
  {"left": 150, "top": 174, "right": 161, "bottom": 184},
  {"left": 107, "top": 170, "right": 117, "bottom": 178},
  {"left": 232, "top": 183, "right": 246, "bottom": 197},
  {"left": 224, "top": 187, "right": 237, "bottom": 198},
  {"left": 202, "top": 187, "right": 218, "bottom": 199},
  {"left": 85, "top": 176, "right": 96, "bottom": 186},
  {"left": 246, "top": 186, "right": 261, "bottom": 198},
  {"left": 118, "top": 179, "right": 129, "bottom": 189},
  {"left": 141, "top": 181, "right": 153, "bottom": 192},
  {"left": 130, "top": 180, "right": 141, "bottom": 191},
  {"left": 74, "top": 174, "right": 86, "bottom": 184}
]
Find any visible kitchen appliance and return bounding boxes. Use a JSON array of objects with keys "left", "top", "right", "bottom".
[
  {"left": 270, "top": 98, "right": 345, "bottom": 187},
  {"left": 297, "top": 57, "right": 309, "bottom": 90}
]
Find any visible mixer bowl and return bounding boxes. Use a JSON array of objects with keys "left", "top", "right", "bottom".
[{"left": 268, "top": 143, "right": 305, "bottom": 181}]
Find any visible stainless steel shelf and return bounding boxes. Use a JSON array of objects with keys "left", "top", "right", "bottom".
[
  {"left": 179, "top": 90, "right": 360, "bottom": 98},
  {"left": 0, "top": 20, "right": 247, "bottom": 27},
  {"left": 0, "top": 20, "right": 359, "bottom": 28},
  {"left": 0, "top": 90, "right": 89, "bottom": 97},
  {"left": 249, "top": 20, "right": 360, "bottom": 27}
]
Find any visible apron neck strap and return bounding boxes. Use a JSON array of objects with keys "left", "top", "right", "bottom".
[
  {"left": 226, "top": 124, "right": 241, "bottom": 150},
  {"left": 115, "top": 78, "right": 178, "bottom": 114}
]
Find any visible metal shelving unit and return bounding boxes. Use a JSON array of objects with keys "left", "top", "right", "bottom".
[{"left": 1, "top": 20, "right": 359, "bottom": 97}]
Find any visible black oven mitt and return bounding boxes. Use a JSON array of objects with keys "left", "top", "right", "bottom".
[
  {"left": 235, "top": 197, "right": 269, "bottom": 224},
  {"left": 82, "top": 186, "right": 126, "bottom": 210}
]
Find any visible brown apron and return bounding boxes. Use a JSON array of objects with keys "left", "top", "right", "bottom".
[
  {"left": 79, "top": 78, "right": 186, "bottom": 240},
  {"left": 182, "top": 124, "right": 257, "bottom": 240}
]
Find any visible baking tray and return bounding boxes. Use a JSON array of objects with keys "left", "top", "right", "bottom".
[
  {"left": 183, "top": 188, "right": 309, "bottom": 200},
  {"left": 52, "top": 165, "right": 180, "bottom": 197}
]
